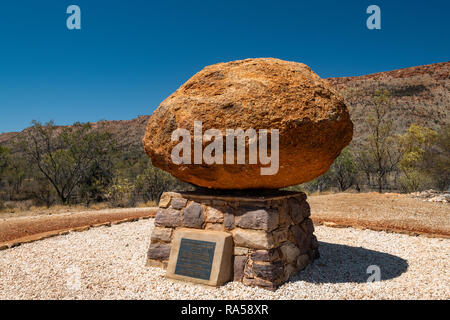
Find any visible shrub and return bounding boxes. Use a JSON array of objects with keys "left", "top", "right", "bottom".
[
  {"left": 398, "top": 169, "right": 432, "bottom": 193},
  {"left": 106, "top": 177, "right": 135, "bottom": 207}
]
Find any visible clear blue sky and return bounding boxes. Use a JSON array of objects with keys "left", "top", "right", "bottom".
[{"left": 0, "top": 0, "right": 448, "bottom": 133}]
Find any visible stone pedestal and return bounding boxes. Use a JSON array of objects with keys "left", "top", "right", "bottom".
[{"left": 146, "top": 190, "right": 319, "bottom": 291}]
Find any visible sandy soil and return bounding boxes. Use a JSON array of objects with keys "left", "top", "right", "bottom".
[{"left": 309, "top": 192, "right": 450, "bottom": 238}]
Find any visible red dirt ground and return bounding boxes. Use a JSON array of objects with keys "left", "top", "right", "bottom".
[
  {"left": 0, "top": 208, "right": 157, "bottom": 247},
  {"left": 308, "top": 192, "right": 449, "bottom": 238}
]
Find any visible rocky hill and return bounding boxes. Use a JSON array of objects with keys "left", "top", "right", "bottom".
[
  {"left": 0, "top": 116, "right": 151, "bottom": 151},
  {"left": 327, "top": 61, "right": 449, "bottom": 145},
  {"left": 1, "top": 62, "right": 448, "bottom": 149}
]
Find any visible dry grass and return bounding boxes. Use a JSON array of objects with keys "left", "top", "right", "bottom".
[
  {"left": 136, "top": 200, "right": 157, "bottom": 208},
  {"left": 309, "top": 192, "right": 450, "bottom": 237}
]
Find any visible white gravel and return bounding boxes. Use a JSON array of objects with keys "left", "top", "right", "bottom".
[{"left": 0, "top": 219, "right": 449, "bottom": 300}]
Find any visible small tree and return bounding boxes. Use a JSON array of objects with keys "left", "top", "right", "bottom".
[
  {"left": 106, "top": 177, "right": 135, "bottom": 207},
  {"left": 134, "top": 158, "right": 192, "bottom": 203},
  {"left": 20, "top": 121, "right": 113, "bottom": 204},
  {"left": 135, "top": 165, "right": 187, "bottom": 203},
  {"left": 0, "top": 146, "right": 10, "bottom": 203},
  {"left": 1, "top": 153, "right": 28, "bottom": 201},
  {"left": 0, "top": 146, "right": 9, "bottom": 175},
  {"left": 329, "top": 147, "right": 357, "bottom": 191},
  {"left": 397, "top": 124, "right": 438, "bottom": 192},
  {"left": 355, "top": 149, "right": 375, "bottom": 187},
  {"left": 356, "top": 90, "right": 401, "bottom": 192},
  {"left": 26, "top": 175, "right": 57, "bottom": 208},
  {"left": 431, "top": 125, "right": 450, "bottom": 190}
]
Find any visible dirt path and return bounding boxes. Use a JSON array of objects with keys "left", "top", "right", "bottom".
[
  {"left": 0, "top": 208, "right": 157, "bottom": 247},
  {"left": 309, "top": 192, "right": 450, "bottom": 238}
]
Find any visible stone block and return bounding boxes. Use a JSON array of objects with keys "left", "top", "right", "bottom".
[
  {"left": 234, "top": 246, "right": 250, "bottom": 256},
  {"left": 155, "top": 208, "right": 181, "bottom": 228},
  {"left": 148, "top": 242, "right": 171, "bottom": 261},
  {"left": 205, "top": 207, "right": 224, "bottom": 223},
  {"left": 231, "top": 228, "right": 274, "bottom": 250},
  {"left": 233, "top": 256, "right": 248, "bottom": 281},
  {"left": 290, "top": 224, "right": 311, "bottom": 255},
  {"left": 251, "top": 249, "right": 279, "bottom": 262},
  {"left": 182, "top": 202, "right": 204, "bottom": 228},
  {"left": 171, "top": 197, "right": 188, "bottom": 209},
  {"left": 252, "top": 261, "right": 284, "bottom": 282},
  {"left": 288, "top": 197, "right": 310, "bottom": 224},
  {"left": 301, "top": 218, "right": 315, "bottom": 234},
  {"left": 272, "top": 227, "right": 289, "bottom": 245},
  {"left": 158, "top": 193, "right": 172, "bottom": 208},
  {"left": 279, "top": 242, "right": 300, "bottom": 264},
  {"left": 278, "top": 199, "right": 293, "bottom": 225},
  {"left": 235, "top": 207, "right": 278, "bottom": 231},
  {"left": 151, "top": 227, "right": 173, "bottom": 242},
  {"left": 223, "top": 210, "right": 235, "bottom": 230}
]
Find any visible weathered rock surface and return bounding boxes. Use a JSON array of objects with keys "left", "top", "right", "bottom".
[
  {"left": 233, "top": 256, "right": 248, "bottom": 281},
  {"left": 147, "top": 243, "right": 171, "bottom": 261},
  {"left": 235, "top": 207, "right": 279, "bottom": 231},
  {"left": 143, "top": 58, "right": 353, "bottom": 189},
  {"left": 154, "top": 208, "right": 181, "bottom": 228},
  {"left": 151, "top": 227, "right": 172, "bottom": 242},
  {"left": 231, "top": 228, "right": 274, "bottom": 250},
  {"left": 182, "top": 202, "right": 204, "bottom": 228}
]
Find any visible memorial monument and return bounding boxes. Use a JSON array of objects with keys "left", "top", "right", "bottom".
[{"left": 143, "top": 58, "right": 353, "bottom": 290}]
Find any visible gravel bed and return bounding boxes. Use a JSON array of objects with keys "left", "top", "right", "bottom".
[{"left": 0, "top": 219, "right": 449, "bottom": 299}]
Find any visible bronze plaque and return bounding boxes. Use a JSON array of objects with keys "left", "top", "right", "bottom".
[
  {"left": 174, "top": 238, "right": 216, "bottom": 280},
  {"left": 166, "top": 228, "right": 233, "bottom": 286}
]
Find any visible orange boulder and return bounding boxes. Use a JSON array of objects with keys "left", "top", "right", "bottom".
[{"left": 143, "top": 58, "right": 353, "bottom": 189}]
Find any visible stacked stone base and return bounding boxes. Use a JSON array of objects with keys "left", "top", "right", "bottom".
[{"left": 147, "top": 190, "right": 319, "bottom": 291}]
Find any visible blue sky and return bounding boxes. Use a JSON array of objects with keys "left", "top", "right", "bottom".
[{"left": 0, "top": 0, "right": 448, "bottom": 133}]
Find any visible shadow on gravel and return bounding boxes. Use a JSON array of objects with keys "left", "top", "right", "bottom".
[{"left": 291, "top": 241, "right": 409, "bottom": 284}]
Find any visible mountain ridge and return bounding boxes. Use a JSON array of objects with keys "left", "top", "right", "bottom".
[{"left": 1, "top": 61, "right": 448, "bottom": 148}]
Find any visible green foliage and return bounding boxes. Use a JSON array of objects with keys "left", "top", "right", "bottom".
[
  {"left": 135, "top": 158, "right": 193, "bottom": 202},
  {"left": 328, "top": 147, "right": 357, "bottom": 191},
  {"left": 1, "top": 113, "right": 448, "bottom": 210},
  {"left": 398, "top": 169, "right": 432, "bottom": 193},
  {"left": 0, "top": 149, "right": 29, "bottom": 201},
  {"left": 106, "top": 177, "right": 135, "bottom": 207},
  {"left": 355, "top": 90, "right": 401, "bottom": 192},
  {"left": 0, "top": 146, "right": 10, "bottom": 185},
  {"left": 397, "top": 124, "right": 441, "bottom": 192},
  {"left": 19, "top": 121, "right": 115, "bottom": 204},
  {"left": 431, "top": 125, "right": 450, "bottom": 190},
  {"left": 26, "top": 174, "right": 57, "bottom": 208},
  {"left": 398, "top": 124, "right": 438, "bottom": 168}
]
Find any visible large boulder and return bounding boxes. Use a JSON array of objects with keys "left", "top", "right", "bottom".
[{"left": 143, "top": 58, "right": 353, "bottom": 189}]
